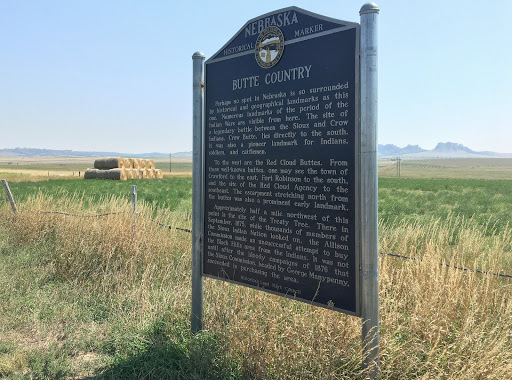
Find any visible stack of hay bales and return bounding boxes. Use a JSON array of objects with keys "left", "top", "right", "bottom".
[{"left": 84, "top": 157, "right": 163, "bottom": 180}]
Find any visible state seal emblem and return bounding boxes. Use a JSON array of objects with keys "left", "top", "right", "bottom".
[{"left": 255, "top": 26, "right": 285, "bottom": 69}]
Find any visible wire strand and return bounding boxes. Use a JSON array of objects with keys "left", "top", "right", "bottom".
[
  {"left": 379, "top": 251, "right": 512, "bottom": 279},
  {"left": 139, "top": 214, "right": 192, "bottom": 233},
  {"left": 4, "top": 187, "right": 510, "bottom": 277},
  {"left": 19, "top": 207, "right": 127, "bottom": 218}
]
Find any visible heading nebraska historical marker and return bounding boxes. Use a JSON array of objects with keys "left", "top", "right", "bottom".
[{"left": 203, "top": 7, "right": 361, "bottom": 315}]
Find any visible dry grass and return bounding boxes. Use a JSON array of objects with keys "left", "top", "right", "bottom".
[
  {"left": 379, "top": 217, "right": 512, "bottom": 378},
  {"left": 0, "top": 195, "right": 511, "bottom": 378},
  {"left": 5, "top": 193, "right": 191, "bottom": 302}
]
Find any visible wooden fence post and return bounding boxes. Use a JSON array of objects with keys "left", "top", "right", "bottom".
[
  {"left": 2, "top": 179, "right": 17, "bottom": 214},
  {"left": 132, "top": 185, "right": 137, "bottom": 236}
]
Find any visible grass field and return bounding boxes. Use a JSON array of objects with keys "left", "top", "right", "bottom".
[
  {"left": 5, "top": 178, "right": 192, "bottom": 213},
  {"left": 379, "top": 158, "right": 512, "bottom": 179},
  {"left": 1, "top": 159, "right": 511, "bottom": 379},
  {"left": 379, "top": 178, "right": 512, "bottom": 234},
  {"left": 5, "top": 174, "right": 511, "bottom": 234}
]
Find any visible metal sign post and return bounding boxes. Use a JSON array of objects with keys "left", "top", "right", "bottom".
[
  {"left": 360, "top": 2, "right": 380, "bottom": 378},
  {"left": 192, "top": 51, "right": 205, "bottom": 333}
]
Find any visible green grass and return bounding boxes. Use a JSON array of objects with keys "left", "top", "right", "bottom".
[
  {"left": 0, "top": 185, "right": 239, "bottom": 379},
  {"left": 379, "top": 178, "right": 512, "bottom": 234},
  {"left": 5, "top": 176, "right": 511, "bottom": 233},
  {"left": 0, "top": 234, "right": 240, "bottom": 379},
  {"left": 6, "top": 178, "right": 192, "bottom": 212}
]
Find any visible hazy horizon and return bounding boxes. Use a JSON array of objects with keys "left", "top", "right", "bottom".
[{"left": 2, "top": 140, "right": 512, "bottom": 157}]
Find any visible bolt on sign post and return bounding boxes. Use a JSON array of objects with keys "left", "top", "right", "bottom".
[{"left": 193, "top": 3, "right": 379, "bottom": 376}]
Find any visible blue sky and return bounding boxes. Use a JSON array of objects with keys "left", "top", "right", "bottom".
[{"left": 1, "top": 1, "right": 511, "bottom": 154}]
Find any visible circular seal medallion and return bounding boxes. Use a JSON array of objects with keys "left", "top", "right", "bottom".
[{"left": 255, "top": 26, "right": 285, "bottom": 69}]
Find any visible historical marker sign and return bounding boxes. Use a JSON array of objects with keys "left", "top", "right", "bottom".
[{"left": 203, "top": 7, "right": 360, "bottom": 315}]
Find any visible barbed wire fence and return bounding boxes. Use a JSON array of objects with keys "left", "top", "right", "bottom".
[
  {"left": 1, "top": 179, "right": 193, "bottom": 234},
  {"left": 139, "top": 214, "right": 192, "bottom": 233},
  {"left": 378, "top": 161, "right": 400, "bottom": 177},
  {"left": 379, "top": 251, "right": 512, "bottom": 280},
  {"left": 30, "top": 210, "right": 128, "bottom": 218},
  {"left": 2, "top": 179, "right": 511, "bottom": 280}
]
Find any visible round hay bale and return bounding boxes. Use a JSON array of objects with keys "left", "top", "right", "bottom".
[
  {"left": 140, "top": 159, "right": 147, "bottom": 169},
  {"left": 84, "top": 168, "right": 99, "bottom": 179},
  {"left": 147, "top": 160, "right": 155, "bottom": 170},
  {"left": 132, "top": 158, "right": 141, "bottom": 169},
  {"left": 126, "top": 169, "right": 135, "bottom": 179},
  {"left": 84, "top": 168, "right": 127, "bottom": 180},
  {"left": 94, "top": 157, "right": 125, "bottom": 169},
  {"left": 155, "top": 169, "right": 163, "bottom": 179},
  {"left": 147, "top": 169, "right": 155, "bottom": 179},
  {"left": 139, "top": 169, "right": 147, "bottom": 179},
  {"left": 106, "top": 168, "right": 128, "bottom": 180},
  {"left": 124, "top": 158, "right": 133, "bottom": 169}
]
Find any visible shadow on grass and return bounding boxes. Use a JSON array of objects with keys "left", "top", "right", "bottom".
[{"left": 81, "top": 318, "right": 242, "bottom": 380}]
